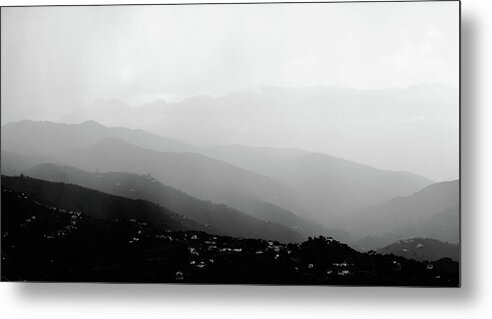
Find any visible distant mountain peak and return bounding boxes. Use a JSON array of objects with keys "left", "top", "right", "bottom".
[{"left": 77, "top": 120, "right": 106, "bottom": 128}]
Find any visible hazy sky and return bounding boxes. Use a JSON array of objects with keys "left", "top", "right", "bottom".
[
  {"left": 1, "top": 2, "right": 459, "bottom": 181},
  {"left": 2, "top": 2, "right": 458, "bottom": 120}
]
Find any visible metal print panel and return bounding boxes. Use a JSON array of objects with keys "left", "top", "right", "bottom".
[{"left": 0, "top": 1, "right": 460, "bottom": 286}]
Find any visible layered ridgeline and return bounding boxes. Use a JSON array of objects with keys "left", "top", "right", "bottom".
[
  {"left": 347, "top": 180, "right": 459, "bottom": 251},
  {"left": 1, "top": 118, "right": 192, "bottom": 156},
  {"left": 58, "top": 85, "right": 455, "bottom": 215},
  {"left": 1, "top": 175, "right": 203, "bottom": 232},
  {"left": 2, "top": 120, "right": 432, "bottom": 229},
  {"left": 1, "top": 121, "right": 310, "bottom": 225},
  {"left": 22, "top": 163, "right": 343, "bottom": 241},
  {"left": 1, "top": 175, "right": 303, "bottom": 243},
  {"left": 199, "top": 145, "right": 432, "bottom": 223},
  {"left": 59, "top": 86, "right": 458, "bottom": 157},
  {"left": 377, "top": 238, "right": 460, "bottom": 262}
]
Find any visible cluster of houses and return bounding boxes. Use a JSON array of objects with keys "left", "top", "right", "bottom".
[
  {"left": 44, "top": 210, "right": 83, "bottom": 239},
  {"left": 2, "top": 187, "right": 458, "bottom": 285},
  {"left": 8, "top": 190, "right": 85, "bottom": 241},
  {"left": 142, "top": 229, "right": 364, "bottom": 281},
  {"left": 322, "top": 261, "right": 353, "bottom": 276},
  {"left": 127, "top": 219, "right": 149, "bottom": 244}
]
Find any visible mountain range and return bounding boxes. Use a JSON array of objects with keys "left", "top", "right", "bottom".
[
  {"left": 23, "top": 163, "right": 332, "bottom": 242},
  {"left": 1, "top": 154, "right": 319, "bottom": 244},
  {"left": 1, "top": 119, "right": 459, "bottom": 252},
  {"left": 1, "top": 120, "right": 433, "bottom": 226},
  {"left": 200, "top": 144, "right": 432, "bottom": 222},
  {"left": 347, "top": 180, "right": 459, "bottom": 251},
  {"left": 59, "top": 85, "right": 458, "bottom": 153}
]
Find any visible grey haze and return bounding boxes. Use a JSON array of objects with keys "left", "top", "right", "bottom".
[{"left": 1, "top": 3, "right": 459, "bottom": 181}]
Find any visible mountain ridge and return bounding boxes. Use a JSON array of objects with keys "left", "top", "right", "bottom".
[
  {"left": 2, "top": 120, "right": 445, "bottom": 231},
  {"left": 21, "top": 163, "right": 317, "bottom": 242},
  {"left": 377, "top": 238, "right": 460, "bottom": 262},
  {"left": 346, "top": 180, "right": 459, "bottom": 251},
  {"left": 1, "top": 175, "right": 204, "bottom": 232}
]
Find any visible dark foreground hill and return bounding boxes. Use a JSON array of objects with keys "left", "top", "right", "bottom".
[
  {"left": 24, "top": 163, "right": 346, "bottom": 241},
  {"left": 1, "top": 174, "right": 303, "bottom": 243},
  {"left": 377, "top": 238, "right": 460, "bottom": 262},
  {"left": 1, "top": 187, "right": 459, "bottom": 286},
  {"left": 1, "top": 175, "right": 205, "bottom": 233}
]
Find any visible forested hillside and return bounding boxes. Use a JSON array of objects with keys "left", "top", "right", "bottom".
[{"left": 1, "top": 187, "right": 459, "bottom": 286}]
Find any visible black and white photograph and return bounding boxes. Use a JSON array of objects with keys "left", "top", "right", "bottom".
[{"left": 1, "top": 1, "right": 460, "bottom": 287}]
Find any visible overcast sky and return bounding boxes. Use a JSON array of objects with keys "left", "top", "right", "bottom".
[
  {"left": 1, "top": 2, "right": 459, "bottom": 180},
  {"left": 2, "top": 2, "right": 458, "bottom": 118}
]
